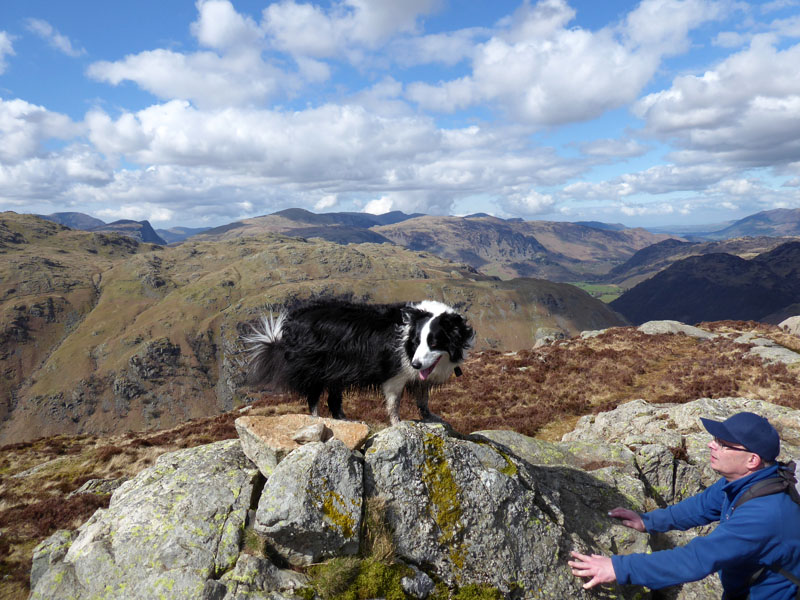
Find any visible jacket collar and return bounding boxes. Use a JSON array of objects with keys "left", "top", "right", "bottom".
[{"left": 722, "top": 463, "right": 781, "bottom": 505}]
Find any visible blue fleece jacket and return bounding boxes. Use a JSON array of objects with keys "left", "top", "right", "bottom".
[{"left": 612, "top": 464, "right": 800, "bottom": 599}]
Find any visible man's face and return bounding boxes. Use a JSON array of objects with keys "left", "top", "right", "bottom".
[{"left": 708, "top": 437, "right": 758, "bottom": 481}]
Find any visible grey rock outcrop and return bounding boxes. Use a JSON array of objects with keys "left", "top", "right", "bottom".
[
  {"left": 30, "top": 440, "right": 260, "bottom": 600},
  {"left": 254, "top": 439, "right": 363, "bottom": 566}
]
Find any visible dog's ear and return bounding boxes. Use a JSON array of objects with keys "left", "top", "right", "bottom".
[
  {"left": 439, "top": 313, "right": 474, "bottom": 362},
  {"left": 402, "top": 306, "right": 426, "bottom": 325}
]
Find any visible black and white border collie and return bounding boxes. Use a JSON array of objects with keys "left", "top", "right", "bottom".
[{"left": 244, "top": 298, "right": 474, "bottom": 425}]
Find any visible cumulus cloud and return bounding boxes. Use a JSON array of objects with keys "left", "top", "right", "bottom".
[
  {"left": 87, "top": 47, "right": 291, "bottom": 109},
  {"left": 26, "top": 19, "right": 86, "bottom": 57},
  {"left": 563, "top": 163, "right": 735, "bottom": 200},
  {"left": 407, "top": 0, "right": 725, "bottom": 125},
  {"left": 499, "top": 190, "right": 556, "bottom": 216},
  {"left": 87, "top": 1, "right": 299, "bottom": 108},
  {"left": 78, "top": 98, "right": 585, "bottom": 221},
  {"left": 190, "top": 0, "right": 263, "bottom": 50},
  {"left": 96, "top": 202, "right": 175, "bottom": 224},
  {"left": 0, "top": 98, "right": 84, "bottom": 163},
  {"left": 262, "top": 0, "right": 443, "bottom": 58},
  {"left": 635, "top": 36, "right": 800, "bottom": 168}
]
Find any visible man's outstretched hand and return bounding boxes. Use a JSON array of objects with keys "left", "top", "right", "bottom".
[
  {"left": 568, "top": 551, "right": 617, "bottom": 589},
  {"left": 608, "top": 507, "right": 646, "bottom": 532}
]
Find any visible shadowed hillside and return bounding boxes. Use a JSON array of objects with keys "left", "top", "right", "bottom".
[
  {"left": 604, "top": 236, "right": 800, "bottom": 288},
  {"left": 610, "top": 242, "right": 800, "bottom": 324}
]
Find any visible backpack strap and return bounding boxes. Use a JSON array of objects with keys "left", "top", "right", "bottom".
[
  {"left": 731, "top": 462, "right": 800, "bottom": 599},
  {"left": 732, "top": 461, "right": 800, "bottom": 511}
]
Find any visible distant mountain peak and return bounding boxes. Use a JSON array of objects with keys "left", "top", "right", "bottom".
[{"left": 91, "top": 220, "right": 167, "bottom": 245}]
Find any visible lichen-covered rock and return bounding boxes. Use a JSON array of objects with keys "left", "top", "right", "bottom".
[
  {"left": 363, "top": 422, "right": 648, "bottom": 598},
  {"left": 254, "top": 439, "right": 363, "bottom": 566},
  {"left": 29, "top": 440, "right": 260, "bottom": 600},
  {"left": 474, "top": 429, "right": 639, "bottom": 477},
  {"left": 216, "top": 554, "right": 309, "bottom": 599},
  {"left": 563, "top": 397, "right": 800, "bottom": 488}
]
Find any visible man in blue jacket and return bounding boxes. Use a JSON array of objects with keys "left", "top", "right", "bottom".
[{"left": 568, "top": 411, "right": 800, "bottom": 599}]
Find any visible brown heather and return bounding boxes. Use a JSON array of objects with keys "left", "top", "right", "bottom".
[{"left": 2, "top": 321, "right": 800, "bottom": 599}]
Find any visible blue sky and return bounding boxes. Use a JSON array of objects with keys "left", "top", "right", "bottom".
[{"left": 1, "top": 0, "right": 799, "bottom": 229}]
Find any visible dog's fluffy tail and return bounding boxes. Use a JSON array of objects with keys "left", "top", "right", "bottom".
[{"left": 243, "top": 310, "right": 288, "bottom": 386}]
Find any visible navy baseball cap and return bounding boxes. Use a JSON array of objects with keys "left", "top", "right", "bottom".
[{"left": 700, "top": 412, "right": 780, "bottom": 462}]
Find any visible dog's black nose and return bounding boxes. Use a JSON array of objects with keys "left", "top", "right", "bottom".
[{"left": 411, "top": 360, "right": 422, "bottom": 370}]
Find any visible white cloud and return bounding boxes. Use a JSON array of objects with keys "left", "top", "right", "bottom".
[
  {"left": 580, "top": 138, "right": 649, "bottom": 159},
  {"left": 563, "top": 163, "right": 734, "bottom": 200},
  {"left": 500, "top": 190, "right": 556, "bottom": 216},
  {"left": 78, "top": 97, "right": 586, "bottom": 222},
  {"left": 86, "top": 1, "right": 303, "bottom": 108},
  {"left": 96, "top": 202, "right": 174, "bottom": 224},
  {"left": 407, "top": 0, "right": 725, "bottom": 125},
  {"left": 26, "top": 19, "right": 85, "bottom": 57},
  {"left": 87, "top": 47, "right": 291, "bottom": 109},
  {"left": 388, "top": 28, "right": 484, "bottom": 67},
  {"left": 314, "top": 194, "right": 338, "bottom": 211},
  {"left": 618, "top": 201, "right": 679, "bottom": 217},
  {"left": 635, "top": 36, "right": 800, "bottom": 168},
  {"left": 262, "top": 0, "right": 443, "bottom": 59},
  {"left": 363, "top": 196, "right": 394, "bottom": 214},
  {"left": 190, "top": 0, "right": 263, "bottom": 50},
  {"left": 0, "top": 98, "right": 83, "bottom": 163},
  {"left": 0, "top": 32, "right": 14, "bottom": 74}
]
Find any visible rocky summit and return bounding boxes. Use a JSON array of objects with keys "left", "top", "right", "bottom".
[{"left": 28, "top": 397, "right": 800, "bottom": 600}]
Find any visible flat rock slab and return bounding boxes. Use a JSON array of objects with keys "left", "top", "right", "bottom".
[{"left": 235, "top": 414, "right": 370, "bottom": 477}]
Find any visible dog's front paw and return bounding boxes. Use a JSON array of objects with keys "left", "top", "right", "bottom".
[{"left": 420, "top": 411, "right": 446, "bottom": 424}]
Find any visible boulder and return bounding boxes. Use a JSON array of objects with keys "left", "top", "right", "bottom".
[
  {"left": 29, "top": 440, "right": 260, "bottom": 600},
  {"left": 254, "top": 439, "right": 363, "bottom": 566},
  {"left": 235, "top": 414, "right": 369, "bottom": 477},
  {"left": 638, "top": 320, "right": 717, "bottom": 340},
  {"left": 778, "top": 315, "right": 800, "bottom": 336},
  {"left": 363, "top": 422, "right": 649, "bottom": 598}
]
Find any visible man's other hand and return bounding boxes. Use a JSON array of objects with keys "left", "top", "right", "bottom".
[{"left": 608, "top": 507, "right": 646, "bottom": 532}]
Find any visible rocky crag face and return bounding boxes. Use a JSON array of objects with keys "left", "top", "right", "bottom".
[{"left": 27, "top": 398, "right": 800, "bottom": 600}]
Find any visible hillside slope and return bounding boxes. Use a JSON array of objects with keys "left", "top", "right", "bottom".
[
  {"left": 706, "top": 208, "right": 800, "bottom": 239},
  {"left": 610, "top": 242, "right": 800, "bottom": 324},
  {"left": 1, "top": 213, "right": 626, "bottom": 444},
  {"left": 0, "top": 213, "right": 157, "bottom": 421}
]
